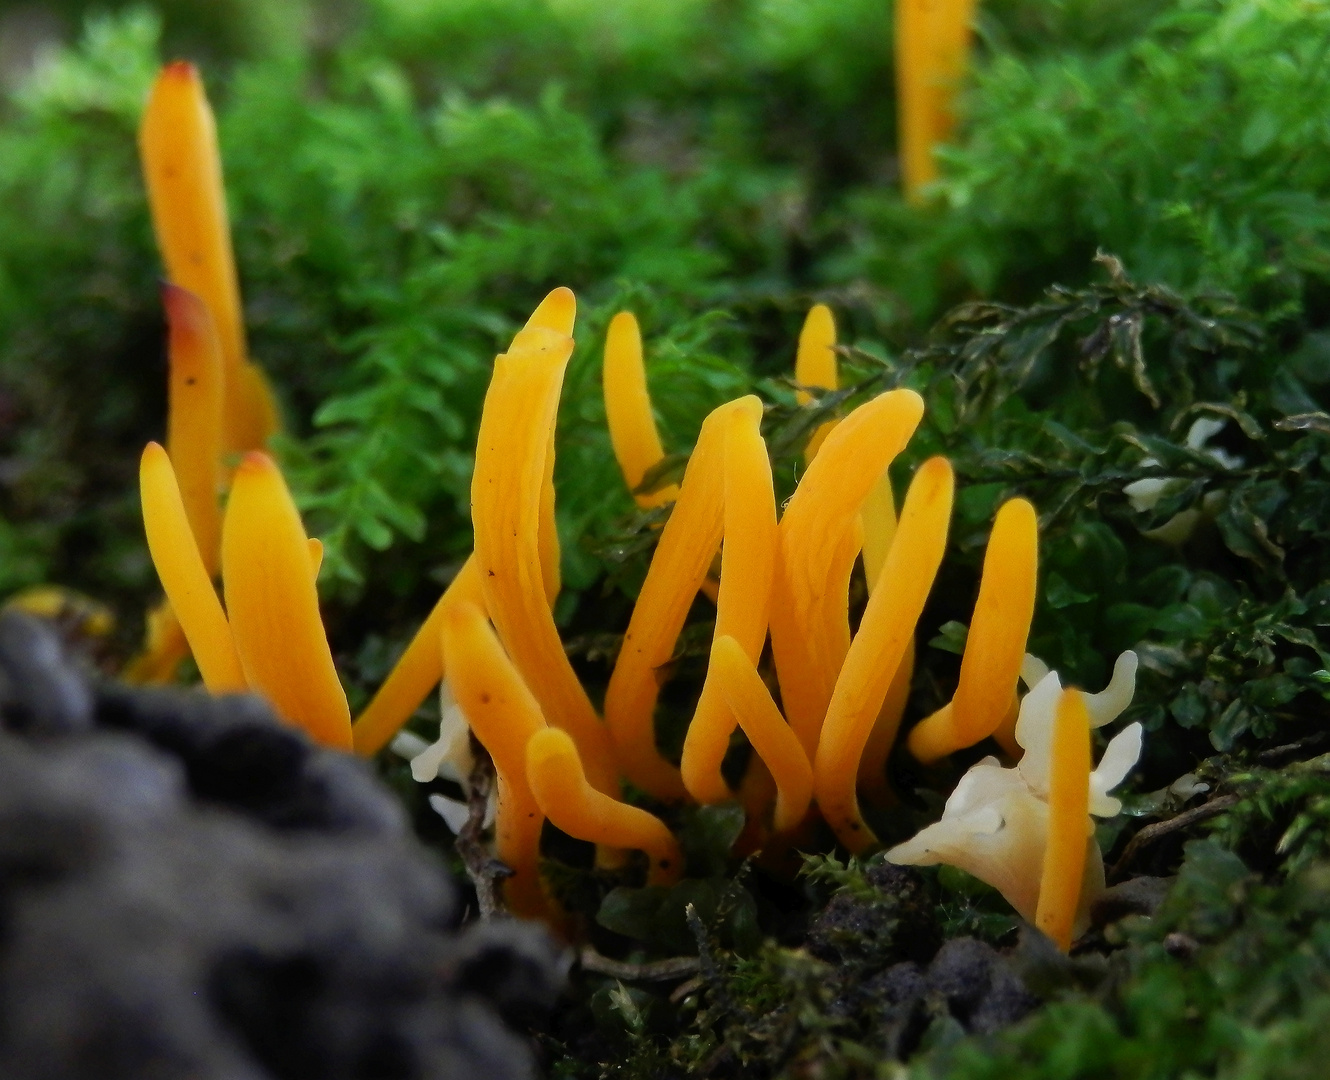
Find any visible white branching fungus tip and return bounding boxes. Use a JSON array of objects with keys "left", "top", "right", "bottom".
[
  {"left": 1123, "top": 418, "right": 1243, "bottom": 543},
  {"left": 887, "top": 651, "right": 1143, "bottom": 932},
  {"left": 407, "top": 677, "right": 475, "bottom": 784},
  {"left": 391, "top": 677, "right": 499, "bottom": 835}
]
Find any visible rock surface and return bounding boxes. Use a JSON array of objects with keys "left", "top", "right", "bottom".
[
  {"left": 0, "top": 611, "right": 565, "bottom": 1080},
  {"left": 806, "top": 861, "right": 1037, "bottom": 1057}
]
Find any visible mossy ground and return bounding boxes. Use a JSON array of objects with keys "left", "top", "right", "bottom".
[{"left": 2, "top": 1, "right": 1330, "bottom": 1077}]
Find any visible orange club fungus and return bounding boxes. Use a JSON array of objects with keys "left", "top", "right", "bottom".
[
  {"left": 130, "top": 62, "right": 280, "bottom": 684},
  {"left": 137, "top": 271, "right": 1142, "bottom": 942},
  {"left": 895, "top": 0, "right": 979, "bottom": 202},
  {"left": 129, "top": 58, "right": 1141, "bottom": 934}
]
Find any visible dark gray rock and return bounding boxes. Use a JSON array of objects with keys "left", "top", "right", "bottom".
[
  {"left": 0, "top": 610, "right": 564, "bottom": 1080},
  {"left": 806, "top": 862, "right": 939, "bottom": 967},
  {"left": 1091, "top": 876, "right": 1173, "bottom": 927},
  {"left": 0, "top": 611, "right": 94, "bottom": 735},
  {"left": 863, "top": 962, "right": 929, "bottom": 1058},
  {"left": 925, "top": 937, "right": 1038, "bottom": 1034}
]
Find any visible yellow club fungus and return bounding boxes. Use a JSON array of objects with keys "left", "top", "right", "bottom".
[
  {"left": 815, "top": 455, "right": 955, "bottom": 852},
  {"left": 895, "top": 0, "right": 978, "bottom": 202},
  {"left": 856, "top": 636, "right": 915, "bottom": 808},
  {"left": 789, "top": 306, "right": 898, "bottom": 600},
  {"left": 126, "top": 284, "right": 229, "bottom": 686},
  {"left": 526, "top": 287, "right": 576, "bottom": 605},
  {"left": 442, "top": 600, "right": 555, "bottom": 922},
  {"left": 790, "top": 309, "right": 909, "bottom": 807},
  {"left": 350, "top": 289, "right": 574, "bottom": 759},
  {"left": 126, "top": 249, "right": 1144, "bottom": 935},
  {"left": 139, "top": 442, "right": 246, "bottom": 694},
  {"left": 605, "top": 396, "right": 762, "bottom": 800},
  {"left": 795, "top": 304, "right": 839, "bottom": 461},
  {"left": 768, "top": 389, "right": 924, "bottom": 760},
  {"left": 708, "top": 635, "right": 812, "bottom": 833},
  {"left": 1035, "top": 688, "right": 1092, "bottom": 952},
  {"left": 139, "top": 61, "right": 277, "bottom": 455},
  {"left": 527, "top": 727, "right": 682, "bottom": 887},
  {"left": 907, "top": 497, "right": 1039, "bottom": 764},
  {"left": 222, "top": 452, "right": 352, "bottom": 750},
  {"left": 679, "top": 402, "right": 778, "bottom": 805},
  {"left": 604, "top": 311, "right": 679, "bottom": 509},
  {"left": 162, "top": 283, "right": 225, "bottom": 574},
  {"left": 472, "top": 297, "right": 619, "bottom": 795}
]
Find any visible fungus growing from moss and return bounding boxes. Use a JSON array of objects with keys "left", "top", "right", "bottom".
[
  {"left": 470, "top": 292, "right": 619, "bottom": 796},
  {"left": 352, "top": 290, "right": 574, "bottom": 758},
  {"left": 131, "top": 62, "right": 281, "bottom": 686},
  {"left": 679, "top": 402, "right": 778, "bottom": 806},
  {"left": 707, "top": 635, "right": 812, "bottom": 834},
  {"left": 604, "top": 311, "right": 679, "bottom": 509},
  {"left": 907, "top": 496, "right": 1038, "bottom": 764},
  {"left": 139, "top": 442, "right": 246, "bottom": 695},
  {"left": 795, "top": 303, "right": 838, "bottom": 460},
  {"left": 768, "top": 389, "right": 925, "bottom": 762},
  {"left": 1036, "top": 688, "right": 1093, "bottom": 951}
]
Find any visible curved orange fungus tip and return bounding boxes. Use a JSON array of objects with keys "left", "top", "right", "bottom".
[
  {"left": 814, "top": 455, "right": 955, "bottom": 853},
  {"left": 1035, "top": 689, "right": 1092, "bottom": 952},
  {"left": 441, "top": 600, "right": 556, "bottom": 922},
  {"left": 527, "top": 727, "right": 682, "bottom": 887},
  {"left": 473, "top": 290, "right": 621, "bottom": 796},
  {"left": 524, "top": 285, "right": 576, "bottom": 336},
  {"left": 222, "top": 450, "right": 351, "bottom": 750},
  {"left": 908, "top": 496, "right": 1039, "bottom": 764},
  {"left": 604, "top": 311, "right": 678, "bottom": 509}
]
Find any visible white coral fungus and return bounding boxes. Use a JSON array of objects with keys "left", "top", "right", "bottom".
[{"left": 887, "top": 651, "right": 1142, "bottom": 934}]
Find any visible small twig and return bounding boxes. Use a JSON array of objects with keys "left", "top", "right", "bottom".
[
  {"left": 579, "top": 946, "right": 701, "bottom": 983},
  {"left": 1109, "top": 794, "right": 1239, "bottom": 882},
  {"left": 685, "top": 903, "right": 720, "bottom": 984},
  {"left": 1256, "top": 732, "right": 1330, "bottom": 766},
  {"left": 455, "top": 751, "right": 510, "bottom": 918}
]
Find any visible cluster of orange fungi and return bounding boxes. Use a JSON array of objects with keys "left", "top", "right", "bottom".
[{"left": 133, "top": 53, "right": 1096, "bottom": 949}]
